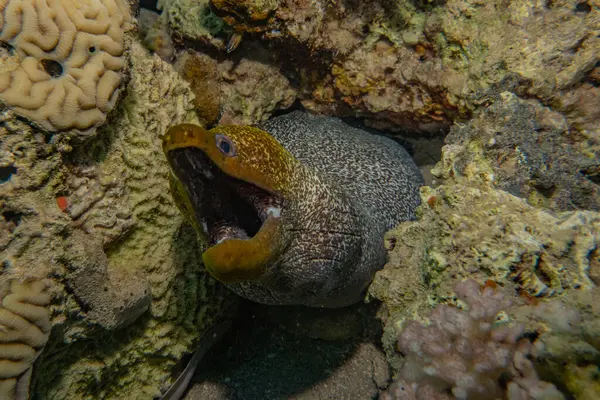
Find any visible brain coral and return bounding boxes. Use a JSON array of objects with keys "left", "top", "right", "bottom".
[
  {"left": 0, "top": 278, "right": 51, "bottom": 400},
  {"left": 0, "top": 0, "right": 131, "bottom": 135}
]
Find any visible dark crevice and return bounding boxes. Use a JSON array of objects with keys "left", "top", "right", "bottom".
[
  {"left": 62, "top": 280, "right": 92, "bottom": 313},
  {"left": 140, "top": 0, "right": 160, "bottom": 12},
  {"left": 580, "top": 165, "right": 600, "bottom": 185},
  {"left": 0, "top": 41, "right": 15, "bottom": 55},
  {"left": 0, "top": 165, "right": 17, "bottom": 183},
  {"left": 533, "top": 183, "right": 557, "bottom": 198},
  {"left": 40, "top": 59, "right": 64, "bottom": 78},
  {"left": 2, "top": 210, "right": 23, "bottom": 226},
  {"left": 575, "top": 2, "right": 592, "bottom": 12}
]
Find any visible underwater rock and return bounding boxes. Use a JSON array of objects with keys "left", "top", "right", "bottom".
[
  {"left": 370, "top": 183, "right": 598, "bottom": 308},
  {"left": 368, "top": 183, "right": 600, "bottom": 397},
  {"left": 34, "top": 41, "right": 234, "bottom": 400},
  {"left": 513, "top": 289, "right": 600, "bottom": 400},
  {"left": 157, "top": 0, "right": 230, "bottom": 50},
  {"left": 139, "top": 18, "right": 295, "bottom": 128},
  {"left": 209, "top": 0, "right": 279, "bottom": 41},
  {"left": 217, "top": 47, "right": 297, "bottom": 125},
  {"left": 432, "top": 91, "right": 600, "bottom": 211},
  {"left": 174, "top": 45, "right": 296, "bottom": 127},
  {"left": 138, "top": 7, "right": 175, "bottom": 62},
  {"left": 61, "top": 229, "right": 151, "bottom": 331},
  {"left": 174, "top": 51, "right": 222, "bottom": 127},
  {"left": 188, "top": 0, "right": 599, "bottom": 135},
  {"left": 0, "top": 0, "right": 133, "bottom": 136}
]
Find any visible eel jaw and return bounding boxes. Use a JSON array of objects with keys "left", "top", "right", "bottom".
[{"left": 165, "top": 147, "right": 283, "bottom": 283}]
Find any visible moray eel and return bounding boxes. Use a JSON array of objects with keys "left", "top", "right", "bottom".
[{"left": 162, "top": 111, "right": 423, "bottom": 307}]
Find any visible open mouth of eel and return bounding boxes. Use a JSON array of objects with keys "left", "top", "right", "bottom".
[{"left": 166, "top": 148, "right": 283, "bottom": 247}]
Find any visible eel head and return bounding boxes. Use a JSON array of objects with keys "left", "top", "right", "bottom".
[{"left": 162, "top": 124, "right": 300, "bottom": 284}]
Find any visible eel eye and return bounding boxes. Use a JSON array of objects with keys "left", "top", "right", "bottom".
[{"left": 215, "top": 134, "right": 236, "bottom": 157}]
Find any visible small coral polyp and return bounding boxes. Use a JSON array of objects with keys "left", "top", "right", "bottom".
[{"left": 0, "top": 0, "right": 130, "bottom": 135}]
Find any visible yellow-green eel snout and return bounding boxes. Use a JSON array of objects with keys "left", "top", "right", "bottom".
[
  {"left": 162, "top": 123, "right": 299, "bottom": 285},
  {"left": 162, "top": 112, "right": 424, "bottom": 308}
]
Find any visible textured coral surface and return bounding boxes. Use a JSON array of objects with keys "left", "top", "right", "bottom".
[
  {"left": 157, "top": 0, "right": 229, "bottom": 48},
  {"left": 433, "top": 91, "right": 599, "bottom": 211},
  {"left": 0, "top": 0, "right": 132, "bottom": 135},
  {"left": 199, "top": 0, "right": 600, "bottom": 135},
  {"left": 1, "top": 39, "right": 233, "bottom": 399},
  {"left": 369, "top": 183, "right": 600, "bottom": 398},
  {"left": 381, "top": 280, "right": 564, "bottom": 400},
  {"left": 0, "top": 279, "right": 51, "bottom": 400}
]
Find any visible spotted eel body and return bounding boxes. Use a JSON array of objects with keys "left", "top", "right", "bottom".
[{"left": 163, "top": 111, "right": 423, "bottom": 307}]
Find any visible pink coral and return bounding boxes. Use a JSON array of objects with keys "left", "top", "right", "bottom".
[{"left": 382, "top": 280, "right": 565, "bottom": 400}]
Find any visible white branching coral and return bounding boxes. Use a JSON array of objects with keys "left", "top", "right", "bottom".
[
  {"left": 0, "top": 278, "right": 51, "bottom": 400},
  {"left": 0, "top": 0, "right": 131, "bottom": 135}
]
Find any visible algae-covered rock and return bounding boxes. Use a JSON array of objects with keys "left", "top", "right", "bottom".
[
  {"left": 371, "top": 184, "right": 598, "bottom": 307},
  {"left": 171, "top": 45, "right": 296, "bottom": 126},
  {"left": 368, "top": 183, "right": 600, "bottom": 396},
  {"left": 157, "top": 0, "right": 230, "bottom": 49},
  {"left": 432, "top": 91, "right": 600, "bottom": 211},
  {"left": 210, "top": 0, "right": 279, "bottom": 32},
  {"left": 138, "top": 5, "right": 296, "bottom": 127},
  {"left": 217, "top": 46, "right": 297, "bottom": 125},
  {"left": 174, "top": 51, "right": 222, "bottom": 127},
  {"left": 199, "top": 0, "right": 600, "bottom": 135},
  {"left": 1, "top": 38, "right": 234, "bottom": 399}
]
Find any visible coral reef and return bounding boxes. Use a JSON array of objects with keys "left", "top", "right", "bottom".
[
  {"left": 0, "top": 0, "right": 596, "bottom": 398},
  {"left": 0, "top": 36, "right": 234, "bottom": 398},
  {"left": 432, "top": 91, "right": 600, "bottom": 211},
  {"left": 368, "top": 183, "right": 600, "bottom": 397},
  {"left": 513, "top": 289, "right": 600, "bottom": 400},
  {"left": 174, "top": 51, "right": 221, "bottom": 127},
  {"left": 0, "top": 0, "right": 132, "bottom": 136},
  {"left": 380, "top": 279, "right": 564, "bottom": 400},
  {"left": 370, "top": 184, "right": 597, "bottom": 304},
  {"left": 157, "top": 0, "right": 230, "bottom": 49},
  {"left": 172, "top": 44, "right": 296, "bottom": 126},
  {"left": 138, "top": 6, "right": 296, "bottom": 127},
  {"left": 195, "top": 0, "right": 600, "bottom": 136},
  {"left": 209, "top": 0, "right": 279, "bottom": 33},
  {"left": 60, "top": 228, "right": 151, "bottom": 330},
  {"left": 217, "top": 47, "right": 296, "bottom": 125},
  {"left": 138, "top": 7, "right": 175, "bottom": 62},
  {"left": 0, "top": 278, "right": 51, "bottom": 400}
]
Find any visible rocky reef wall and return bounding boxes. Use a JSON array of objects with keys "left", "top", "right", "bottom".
[
  {"left": 1, "top": 0, "right": 599, "bottom": 399},
  {"left": 0, "top": 2, "right": 234, "bottom": 398},
  {"left": 150, "top": 0, "right": 600, "bottom": 397}
]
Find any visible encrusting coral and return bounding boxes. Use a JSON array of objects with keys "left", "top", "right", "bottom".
[
  {"left": 24, "top": 41, "right": 235, "bottom": 399},
  {"left": 0, "top": 0, "right": 131, "bottom": 135},
  {"left": 432, "top": 91, "right": 599, "bottom": 212},
  {"left": 0, "top": 31, "right": 234, "bottom": 400},
  {"left": 381, "top": 279, "right": 564, "bottom": 400},
  {"left": 368, "top": 183, "right": 600, "bottom": 397},
  {"left": 157, "top": 0, "right": 229, "bottom": 49},
  {"left": 370, "top": 184, "right": 598, "bottom": 307},
  {"left": 0, "top": 278, "right": 51, "bottom": 400}
]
